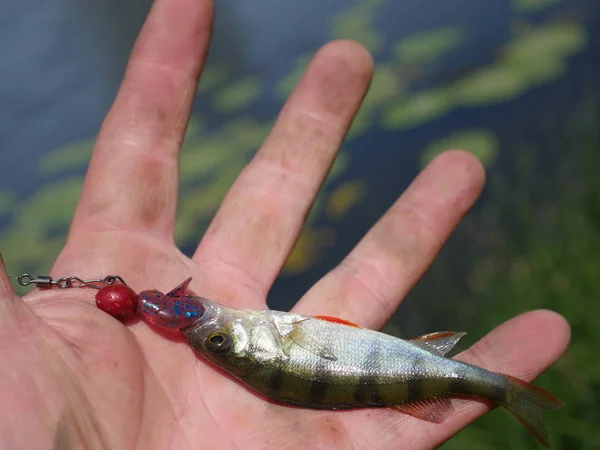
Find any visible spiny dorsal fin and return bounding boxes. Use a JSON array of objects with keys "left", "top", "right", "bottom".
[
  {"left": 391, "top": 396, "right": 453, "bottom": 423},
  {"left": 314, "top": 315, "right": 362, "bottom": 328},
  {"left": 410, "top": 331, "right": 466, "bottom": 356}
]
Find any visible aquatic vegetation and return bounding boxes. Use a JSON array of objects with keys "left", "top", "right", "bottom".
[
  {"left": 326, "top": 179, "right": 368, "bottom": 220},
  {"left": 0, "top": 190, "right": 15, "bottom": 214},
  {"left": 39, "top": 138, "right": 95, "bottom": 175},
  {"left": 393, "top": 27, "right": 466, "bottom": 64},
  {"left": 330, "top": 0, "right": 388, "bottom": 53},
  {"left": 179, "top": 117, "right": 271, "bottom": 183},
  {"left": 456, "top": 21, "right": 587, "bottom": 106},
  {"left": 382, "top": 19, "right": 587, "bottom": 129},
  {"left": 197, "top": 63, "right": 229, "bottom": 94},
  {"left": 4, "top": 9, "right": 590, "bottom": 296},
  {"left": 381, "top": 88, "right": 453, "bottom": 130},
  {"left": 213, "top": 76, "right": 263, "bottom": 113},
  {"left": 502, "top": 22, "right": 587, "bottom": 84},
  {"left": 421, "top": 130, "right": 499, "bottom": 169},
  {"left": 453, "top": 66, "right": 529, "bottom": 106},
  {"left": 348, "top": 63, "right": 403, "bottom": 138},
  {"left": 282, "top": 226, "right": 336, "bottom": 275},
  {"left": 175, "top": 160, "right": 248, "bottom": 247},
  {"left": 0, "top": 177, "right": 84, "bottom": 294},
  {"left": 513, "top": 0, "right": 563, "bottom": 13},
  {"left": 275, "top": 54, "right": 312, "bottom": 100}
]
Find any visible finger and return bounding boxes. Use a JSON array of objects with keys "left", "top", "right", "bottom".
[
  {"left": 194, "top": 41, "right": 373, "bottom": 301},
  {"left": 342, "top": 310, "right": 570, "bottom": 450},
  {"left": 294, "top": 150, "right": 485, "bottom": 328},
  {"left": 71, "top": 0, "right": 213, "bottom": 238}
]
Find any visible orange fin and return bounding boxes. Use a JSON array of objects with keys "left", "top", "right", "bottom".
[
  {"left": 391, "top": 396, "right": 453, "bottom": 424},
  {"left": 501, "top": 374, "right": 564, "bottom": 448},
  {"left": 314, "top": 315, "right": 362, "bottom": 328},
  {"left": 410, "top": 331, "right": 466, "bottom": 356}
]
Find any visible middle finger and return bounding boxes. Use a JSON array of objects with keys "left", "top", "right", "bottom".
[{"left": 193, "top": 41, "right": 373, "bottom": 303}]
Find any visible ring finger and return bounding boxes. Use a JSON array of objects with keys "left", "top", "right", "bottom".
[{"left": 294, "top": 150, "right": 486, "bottom": 328}]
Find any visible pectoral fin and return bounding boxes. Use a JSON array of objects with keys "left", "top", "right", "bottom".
[
  {"left": 277, "top": 318, "right": 337, "bottom": 361},
  {"left": 410, "top": 331, "right": 466, "bottom": 356}
]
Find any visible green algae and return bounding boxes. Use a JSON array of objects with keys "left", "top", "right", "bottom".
[
  {"left": 330, "top": 0, "right": 388, "bottom": 53},
  {"left": 276, "top": 54, "right": 312, "bottom": 100},
  {"left": 282, "top": 226, "right": 336, "bottom": 275},
  {"left": 513, "top": 0, "right": 563, "bottom": 13},
  {"left": 0, "top": 177, "right": 84, "bottom": 287},
  {"left": 393, "top": 27, "right": 466, "bottom": 64},
  {"left": 0, "top": 190, "right": 15, "bottom": 214},
  {"left": 326, "top": 179, "right": 368, "bottom": 220},
  {"left": 381, "top": 88, "right": 453, "bottom": 130},
  {"left": 39, "top": 138, "right": 95, "bottom": 175},
  {"left": 349, "top": 63, "right": 403, "bottom": 138},
  {"left": 422, "top": 129, "right": 500, "bottom": 169},
  {"left": 453, "top": 66, "right": 529, "bottom": 106},
  {"left": 213, "top": 76, "right": 263, "bottom": 113},
  {"left": 197, "top": 63, "right": 230, "bottom": 94}
]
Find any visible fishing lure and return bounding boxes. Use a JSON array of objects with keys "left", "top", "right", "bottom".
[{"left": 18, "top": 274, "right": 564, "bottom": 448}]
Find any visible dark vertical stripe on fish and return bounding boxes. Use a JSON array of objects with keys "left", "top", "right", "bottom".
[
  {"left": 307, "top": 349, "right": 333, "bottom": 404},
  {"left": 406, "top": 356, "right": 426, "bottom": 402},
  {"left": 448, "top": 368, "right": 507, "bottom": 403},
  {"left": 354, "top": 345, "right": 384, "bottom": 406},
  {"left": 266, "top": 366, "right": 285, "bottom": 396},
  {"left": 448, "top": 373, "right": 471, "bottom": 395}
]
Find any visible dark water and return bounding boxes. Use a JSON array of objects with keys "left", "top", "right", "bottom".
[{"left": 0, "top": 0, "right": 599, "bottom": 311}]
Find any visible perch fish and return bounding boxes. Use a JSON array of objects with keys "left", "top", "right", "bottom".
[{"left": 138, "top": 278, "right": 563, "bottom": 448}]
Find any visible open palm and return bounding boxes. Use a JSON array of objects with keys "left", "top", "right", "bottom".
[{"left": 0, "top": 1, "right": 569, "bottom": 449}]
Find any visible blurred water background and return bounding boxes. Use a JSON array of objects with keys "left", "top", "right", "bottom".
[{"left": 1, "top": 0, "right": 599, "bottom": 447}]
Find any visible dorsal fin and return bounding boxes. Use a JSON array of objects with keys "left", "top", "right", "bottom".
[
  {"left": 314, "top": 315, "right": 362, "bottom": 328},
  {"left": 410, "top": 331, "right": 466, "bottom": 356}
]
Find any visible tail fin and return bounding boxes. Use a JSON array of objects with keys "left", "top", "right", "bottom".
[{"left": 502, "top": 374, "right": 564, "bottom": 448}]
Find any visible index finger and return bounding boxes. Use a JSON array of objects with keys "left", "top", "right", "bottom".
[{"left": 71, "top": 0, "right": 213, "bottom": 239}]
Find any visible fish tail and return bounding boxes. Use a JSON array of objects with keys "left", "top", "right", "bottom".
[{"left": 501, "top": 374, "right": 564, "bottom": 448}]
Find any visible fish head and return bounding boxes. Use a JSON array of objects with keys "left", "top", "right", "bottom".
[{"left": 181, "top": 303, "right": 261, "bottom": 371}]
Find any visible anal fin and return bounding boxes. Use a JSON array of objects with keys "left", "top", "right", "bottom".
[
  {"left": 410, "top": 331, "right": 466, "bottom": 356},
  {"left": 391, "top": 396, "right": 453, "bottom": 424}
]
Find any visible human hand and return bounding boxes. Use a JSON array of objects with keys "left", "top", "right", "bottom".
[{"left": 0, "top": 1, "right": 569, "bottom": 449}]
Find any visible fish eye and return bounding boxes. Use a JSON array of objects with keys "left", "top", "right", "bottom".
[{"left": 205, "top": 331, "right": 232, "bottom": 355}]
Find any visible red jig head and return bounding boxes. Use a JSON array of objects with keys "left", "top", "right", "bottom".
[
  {"left": 95, "top": 284, "right": 138, "bottom": 321},
  {"left": 17, "top": 273, "right": 205, "bottom": 330}
]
